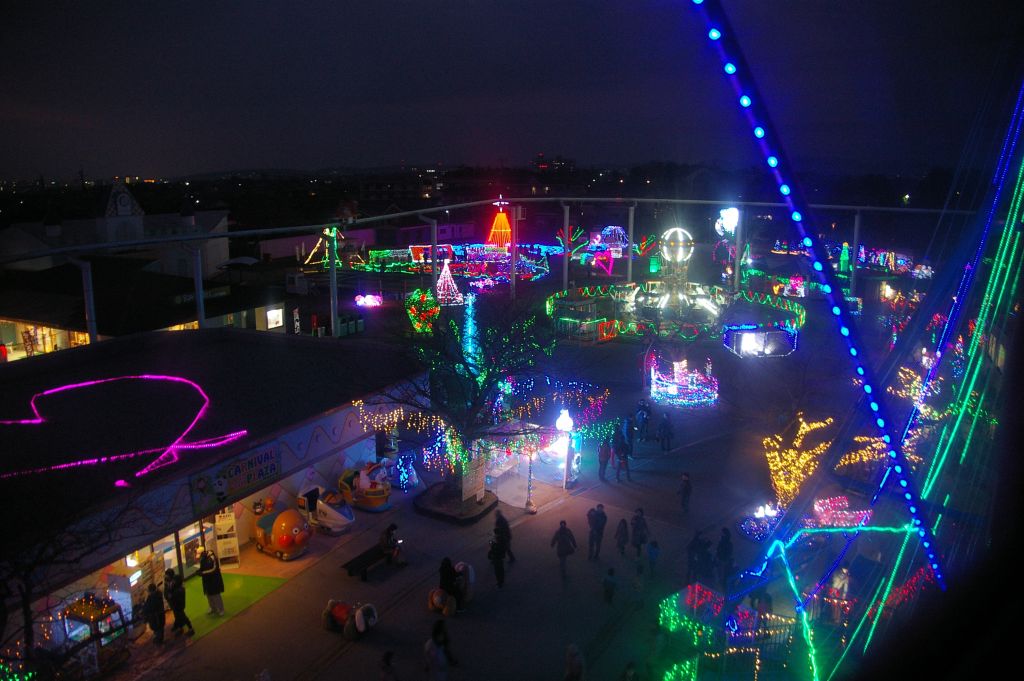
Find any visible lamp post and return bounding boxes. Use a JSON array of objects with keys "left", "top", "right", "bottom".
[
  {"left": 525, "top": 450, "right": 537, "bottom": 514},
  {"left": 556, "top": 408, "right": 574, "bottom": 490}
]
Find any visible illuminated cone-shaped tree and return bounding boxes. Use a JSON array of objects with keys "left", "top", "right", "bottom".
[
  {"left": 436, "top": 259, "right": 464, "bottom": 306},
  {"left": 487, "top": 210, "right": 512, "bottom": 250}
]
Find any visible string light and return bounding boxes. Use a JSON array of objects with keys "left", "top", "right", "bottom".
[{"left": 762, "top": 413, "right": 834, "bottom": 508}]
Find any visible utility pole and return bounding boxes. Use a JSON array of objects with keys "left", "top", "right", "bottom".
[{"left": 420, "top": 215, "right": 439, "bottom": 291}]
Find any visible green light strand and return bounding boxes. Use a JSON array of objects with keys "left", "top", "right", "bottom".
[
  {"left": 923, "top": 156, "right": 1024, "bottom": 498},
  {"left": 826, "top": 557, "right": 898, "bottom": 681},
  {"left": 862, "top": 531, "right": 912, "bottom": 654}
]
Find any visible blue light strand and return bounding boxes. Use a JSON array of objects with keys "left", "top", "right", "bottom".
[{"left": 690, "top": 0, "right": 946, "bottom": 589}]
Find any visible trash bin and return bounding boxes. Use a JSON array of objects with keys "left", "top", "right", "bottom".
[
  {"left": 347, "top": 318, "right": 356, "bottom": 334},
  {"left": 337, "top": 317, "right": 348, "bottom": 337},
  {"left": 356, "top": 316, "right": 365, "bottom": 333}
]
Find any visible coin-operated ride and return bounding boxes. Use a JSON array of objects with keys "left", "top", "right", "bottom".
[
  {"left": 254, "top": 508, "right": 311, "bottom": 560},
  {"left": 55, "top": 593, "right": 130, "bottom": 680},
  {"left": 297, "top": 485, "right": 356, "bottom": 534},
  {"left": 339, "top": 461, "right": 392, "bottom": 511}
]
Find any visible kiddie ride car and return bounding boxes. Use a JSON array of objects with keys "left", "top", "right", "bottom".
[{"left": 298, "top": 485, "right": 356, "bottom": 534}]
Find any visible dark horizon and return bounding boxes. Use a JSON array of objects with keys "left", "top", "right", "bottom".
[{"left": 2, "top": 1, "right": 1022, "bottom": 182}]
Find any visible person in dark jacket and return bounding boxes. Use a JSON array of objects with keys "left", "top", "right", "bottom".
[
  {"left": 716, "top": 527, "right": 735, "bottom": 591},
  {"left": 657, "top": 414, "right": 674, "bottom": 451},
  {"left": 550, "top": 520, "right": 578, "bottom": 580},
  {"left": 487, "top": 536, "right": 507, "bottom": 588},
  {"left": 587, "top": 504, "right": 608, "bottom": 560},
  {"left": 163, "top": 569, "right": 195, "bottom": 636},
  {"left": 614, "top": 519, "right": 630, "bottom": 557},
  {"left": 439, "top": 557, "right": 462, "bottom": 609},
  {"left": 677, "top": 473, "right": 692, "bottom": 513},
  {"left": 494, "top": 509, "right": 516, "bottom": 563},
  {"left": 143, "top": 583, "right": 166, "bottom": 644},
  {"left": 614, "top": 433, "right": 632, "bottom": 482},
  {"left": 597, "top": 439, "right": 612, "bottom": 482},
  {"left": 197, "top": 546, "right": 225, "bottom": 615},
  {"left": 630, "top": 508, "right": 650, "bottom": 558}
]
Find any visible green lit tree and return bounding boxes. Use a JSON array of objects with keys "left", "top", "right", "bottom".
[{"left": 373, "top": 298, "right": 555, "bottom": 496}]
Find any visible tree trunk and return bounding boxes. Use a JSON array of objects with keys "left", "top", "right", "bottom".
[{"left": 18, "top": 576, "right": 35, "bottom": 662}]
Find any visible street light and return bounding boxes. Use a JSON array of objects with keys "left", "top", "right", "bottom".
[{"left": 556, "top": 408, "right": 574, "bottom": 490}]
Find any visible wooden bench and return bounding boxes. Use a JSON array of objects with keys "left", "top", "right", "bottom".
[{"left": 342, "top": 544, "right": 388, "bottom": 582}]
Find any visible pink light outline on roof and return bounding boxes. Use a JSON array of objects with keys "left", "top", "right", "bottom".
[{"left": 0, "top": 374, "right": 247, "bottom": 481}]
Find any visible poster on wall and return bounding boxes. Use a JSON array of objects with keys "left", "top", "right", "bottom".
[{"left": 190, "top": 443, "right": 282, "bottom": 516}]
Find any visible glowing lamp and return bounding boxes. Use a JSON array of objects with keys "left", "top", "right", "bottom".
[
  {"left": 355, "top": 294, "right": 383, "bottom": 307},
  {"left": 754, "top": 127, "right": 765, "bottom": 138},
  {"left": 708, "top": 28, "right": 721, "bottom": 40},
  {"left": 715, "top": 207, "right": 739, "bottom": 237},
  {"left": 767, "top": 156, "right": 778, "bottom": 167},
  {"left": 740, "top": 95, "right": 751, "bottom": 107},
  {"left": 555, "top": 409, "right": 574, "bottom": 433},
  {"left": 660, "top": 227, "right": 695, "bottom": 262},
  {"left": 724, "top": 62, "right": 736, "bottom": 74}
]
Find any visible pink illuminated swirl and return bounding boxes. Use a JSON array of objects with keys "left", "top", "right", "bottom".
[{"left": 0, "top": 374, "right": 247, "bottom": 483}]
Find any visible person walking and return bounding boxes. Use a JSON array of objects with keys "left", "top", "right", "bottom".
[
  {"left": 634, "top": 406, "right": 649, "bottom": 443},
  {"left": 686, "top": 530, "right": 707, "bottom": 585},
  {"left": 614, "top": 519, "right": 629, "bottom": 558},
  {"left": 630, "top": 508, "right": 649, "bottom": 559},
  {"left": 143, "top": 583, "right": 166, "bottom": 644},
  {"left": 423, "top": 619, "right": 457, "bottom": 681},
  {"left": 597, "top": 438, "right": 612, "bottom": 482},
  {"left": 487, "top": 536, "right": 507, "bottom": 588},
  {"left": 494, "top": 509, "right": 516, "bottom": 563},
  {"left": 716, "top": 528, "right": 734, "bottom": 591},
  {"left": 438, "top": 557, "right": 463, "bottom": 610},
  {"left": 603, "top": 568, "right": 617, "bottom": 605},
  {"left": 677, "top": 473, "right": 692, "bottom": 514},
  {"left": 563, "top": 643, "right": 585, "bottom": 681},
  {"left": 657, "top": 413, "right": 674, "bottom": 452},
  {"left": 586, "top": 504, "right": 608, "bottom": 560},
  {"left": 614, "top": 433, "right": 632, "bottom": 482},
  {"left": 196, "top": 546, "right": 225, "bottom": 616},
  {"left": 550, "top": 520, "right": 578, "bottom": 580},
  {"left": 163, "top": 569, "right": 195, "bottom": 637}
]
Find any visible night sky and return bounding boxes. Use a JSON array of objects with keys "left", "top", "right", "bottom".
[{"left": 1, "top": 1, "right": 1019, "bottom": 180}]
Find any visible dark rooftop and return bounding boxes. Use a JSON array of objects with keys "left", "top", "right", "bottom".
[{"left": 0, "top": 328, "right": 418, "bottom": 535}]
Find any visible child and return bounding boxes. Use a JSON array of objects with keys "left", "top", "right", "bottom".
[
  {"left": 615, "top": 519, "right": 629, "bottom": 557},
  {"left": 647, "top": 540, "right": 661, "bottom": 577},
  {"left": 603, "top": 568, "right": 617, "bottom": 605}
]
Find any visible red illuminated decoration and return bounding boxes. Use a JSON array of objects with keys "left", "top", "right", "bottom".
[{"left": 487, "top": 196, "right": 512, "bottom": 250}]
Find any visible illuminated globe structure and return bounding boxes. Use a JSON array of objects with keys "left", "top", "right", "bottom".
[
  {"left": 660, "top": 227, "right": 695, "bottom": 263},
  {"left": 715, "top": 207, "right": 739, "bottom": 238}
]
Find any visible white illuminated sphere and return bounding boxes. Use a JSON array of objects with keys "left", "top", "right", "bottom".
[
  {"left": 661, "top": 227, "right": 694, "bottom": 263},
  {"left": 555, "top": 408, "right": 574, "bottom": 432},
  {"left": 715, "top": 207, "right": 739, "bottom": 237}
]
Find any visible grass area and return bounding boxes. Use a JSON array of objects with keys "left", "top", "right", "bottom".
[{"left": 183, "top": 573, "right": 286, "bottom": 640}]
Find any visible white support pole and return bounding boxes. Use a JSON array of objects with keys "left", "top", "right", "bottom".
[
  {"left": 627, "top": 204, "right": 636, "bottom": 283},
  {"left": 329, "top": 229, "right": 338, "bottom": 336},
  {"left": 192, "top": 247, "right": 207, "bottom": 329},
  {"left": 733, "top": 209, "right": 744, "bottom": 293},
  {"left": 425, "top": 216, "right": 439, "bottom": 290},
  {"left": 561, "top": 203, "right": 570, "bottom": 291},
  {"left": 511, "top": 206, "right": 521, "bottom": 302},
  {"left": 851, "top": 210, "right": 862, "bottom": 297},
  {"left": 73, "top": 258, "right": 99, "bottom": 343}
]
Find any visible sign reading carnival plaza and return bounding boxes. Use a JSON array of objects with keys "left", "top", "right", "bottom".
[{"left": 190, "top": 443, "right": 281, "bottom": 515}]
